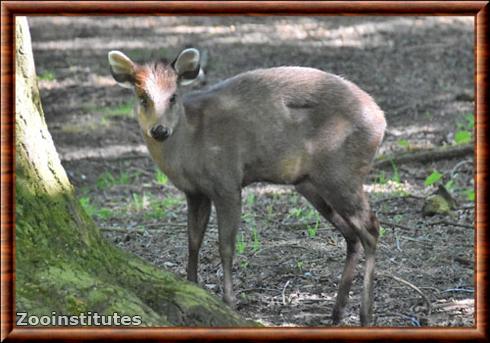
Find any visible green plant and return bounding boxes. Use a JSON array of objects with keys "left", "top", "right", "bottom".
[
  {"left": 154, "top": 169, "right": 168, "bottom": 185},
  {"left": 424, "top": 111, "right": 433, "bottom": 120},
  {"left": 393, "top": 189, "right": 410, "bottom": 197},
  {"left": 307, "top": 223, "right": 318, "bottom": 238},
  {"left": 305, "top": 208, "right": 316, "bottom": 219},
  {"left": 78, "top": 186, "right": 90, "bottom": 196},
  {"left": 266, "top": 203, "right": 274, "bottom": 218},
  {"left": 376, "top": 171, "right": 387, "bottom": 185},
  {"left": 454, "top": 113, "right": 474, "bottom": 145},
  {"left": 162, "top": 196, "right": 181, "bottom": 208},
  {"left": 454, "top": 130, "right": 472, "bottom": 144},
  {"left": 146, "top": 201, "right": 166, "bottom": 220},
  {"left": 296, "top": 260, "right": 304, "bottom": 272},
  {"left": 444, "top": 179, "right": 456, "bottom": 192},
  {"left": 286, "top": 207, "right": 321, "bottom": 237},
  {"left": 79, "top": 196, "right": 112, "bottom": 219},
  {"left": 96, "top": 171, "right": 115, "bottom": 189},
  {"left": 79, "top": 196, "right": 95, "bottom": 216},
  {"left": 393, "top": 214, "right": 403, "bottom": 223},
  {"left": 424, "top": 170, "right": 443, "bottom": 186},
  {"left": 236, "top": 233, "right": 246, "bottom": 255},
  {"left": 116, "top": 171, "right": 131, "bottom": 184},
  {"left": 306, "top": 211, "right": 320, "bottom": 238},
  {"left": 131, "top": 192, "right": 148, "bottom": 212},
  {"left": 397, "top": 139, "right": 410, "bottom": 149},
  {"left": 142, "top": 194, "right": 182, "bottom": 220},
  {"left": 246, "top": 193, "right": 256, "bottom": 208},
  {"left": 464, "top": 188, "right": 475, "bottom": 202},
  {"left": 464, "top": 113, "right": 475, "bottom": 129},
  {"left": 251, "top": 227, "right": 261, "bottom": 252},
  {"left": 38, "top": 70, "right": 55, "bottom": 81},
  {"left": 457, "top": 113, "right": 475, "bottom": 130},
  {"left": 390, "top": 160, "right": 401, "bottom": 183},
  {"left": 379, "top": 226, "right": 386, "bottom": 238},
  {"left": 96, "top": 170, "right": 134, "bottom": 189},
  {"left": 100, "top": 116, "right": 109, "bottom": 126},
  {"left": 102, "top": 102, "right": 133, "bottom": 119},
  {"left": 289, "top": 193, "right": 300, "bottom": 205},
  {"left": 96, "top": 208, "right": 112, "bottom": 219},
  {"left": 243, "top": 212, "right": 255, "bottom": 225},
  {"left": 288, "top": 207, "right": 304, "bottom": 219}
]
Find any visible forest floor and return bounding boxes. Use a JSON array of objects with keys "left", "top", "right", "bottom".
[{"left": 29, "top": 16, "right": 475, "bottom": 327}]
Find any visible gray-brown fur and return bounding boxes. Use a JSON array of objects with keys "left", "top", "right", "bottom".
[{"left": 108, "top": 48, "right": 386, "bottom": 326}]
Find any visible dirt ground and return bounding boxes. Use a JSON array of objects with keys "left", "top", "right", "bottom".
[{"left": 28, "top": 16, "right": 474, "bottom": 327}]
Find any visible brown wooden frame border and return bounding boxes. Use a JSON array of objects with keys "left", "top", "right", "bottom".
[{"left": 1, "top": 1, "right": 488, "bottom": 341}]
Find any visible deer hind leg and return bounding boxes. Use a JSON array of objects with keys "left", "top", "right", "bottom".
[
  {"left": 317, "top": 183, "right": 379, "bottom": 326},
  {"left": 356, "top": 210, "right": 379, "bottom": 326},
  {"left": 295, "top": 182, "right": 362, "bottom": 325}
]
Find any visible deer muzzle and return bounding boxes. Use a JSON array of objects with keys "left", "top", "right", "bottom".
[{"left": 150, "top": 125, "right": 171, "bottom": 141}]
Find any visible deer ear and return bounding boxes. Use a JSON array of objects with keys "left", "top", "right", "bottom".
[
  {"left": 108, "top": 51, "right": 135, "bottom": 89},
  {"left": 172, "top": 48, "right": 201, "bottom": 86}
]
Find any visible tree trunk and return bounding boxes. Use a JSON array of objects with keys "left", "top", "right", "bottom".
[{"left": 15, "top": 17, "right": 252, "bottom": 327}]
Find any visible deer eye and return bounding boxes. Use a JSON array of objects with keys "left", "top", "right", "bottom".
[
  {"left": 169, "top": 93, "right": 177, "bottom": 105},
  {"left": 139, "top": 96, "right": 149, "bottom": 108}
]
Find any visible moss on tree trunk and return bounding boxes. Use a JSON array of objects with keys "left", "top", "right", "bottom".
[{"left": 15, "top": 17, "right": 253, "bottom": 327}]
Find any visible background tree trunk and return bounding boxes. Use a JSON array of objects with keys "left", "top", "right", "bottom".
[{"left": 15, "top": 17, "right": 252, "bottom": 327}]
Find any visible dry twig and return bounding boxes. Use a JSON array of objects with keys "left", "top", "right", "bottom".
[
  {"left": 379, "top": 220, "right": 419, "bottom": 232},
  {"left": 374, "top": 194, "right": 423, "bottom": 205},
  {"left": 282, "top": 280, "right": 292, "bottom": 305},
  {"left": 374, "top": 144, "right": 473, "bottom": 169},
  {"left": 428, "top": 220, "right": 474, "bottom": 229},
  {"left": 378, "top": 273, "right": 432, "bottom": 316}
]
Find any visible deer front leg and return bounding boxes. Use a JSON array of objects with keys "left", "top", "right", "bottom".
[
  {"left": 214, "top": 193, "right": 242, "bottom": 307},
  {"left": 186, "top": 193, "right": 211, "bottom": 283}
]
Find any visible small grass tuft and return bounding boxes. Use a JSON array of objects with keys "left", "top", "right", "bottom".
[
  {"left": 454, "top": 113, "right": 474, "bottom": 145},
  {"left": 96, "top": 171, "right": 134, "bottom": 189},
  {"left": 251, "top": 227, "right": 261, "bottom": 253},
  {"left": 101, "top": 102, "right": 133, "bottom": 119},
  {"left": 397, "top": 139, "right": 410, "bottom": 149},
  {"left": 454, "top": 130, "right": 472, "bottom": 145},
  {"left": 379, "top": 226, "right": 386, "bottom": 238},
  {"left": 154, "top": 169, "right": 168, "bottom": 186},
  {"left": 390, "top": 160, "right": 401, "bottom": 184},
  {"left": 236, "top": 233, "right": 247, "bottom": 255},
  {"left": 38, "top": 70, "right": 55, "bottom": 81},
  {"left": 246, "top": 193, "right": 256, "bottom": 208},
  {"left": 464, "top": 188, "right": 475, "bottom": 202},
  {"left": 376, "top": 171, "right": 387, "bottom": 185},
  {"left": 79, "top": 196, "right": 113, "bottom": 219},
  {"left": 131, "top": 192, "right": 148, "bottom": 212}
]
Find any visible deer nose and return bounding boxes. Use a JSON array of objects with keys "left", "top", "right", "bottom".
[{"left": 150, "top": 125, "right": 171, "bottom": 141}]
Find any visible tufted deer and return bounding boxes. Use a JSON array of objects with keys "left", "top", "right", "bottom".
[{"left": 108, "top": 48, "right": 386, "bottom": 326}]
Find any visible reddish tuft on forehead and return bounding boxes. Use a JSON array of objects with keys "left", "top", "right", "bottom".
[{"left": 134, "top": 62, "right": 177, "bottom": 97}]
